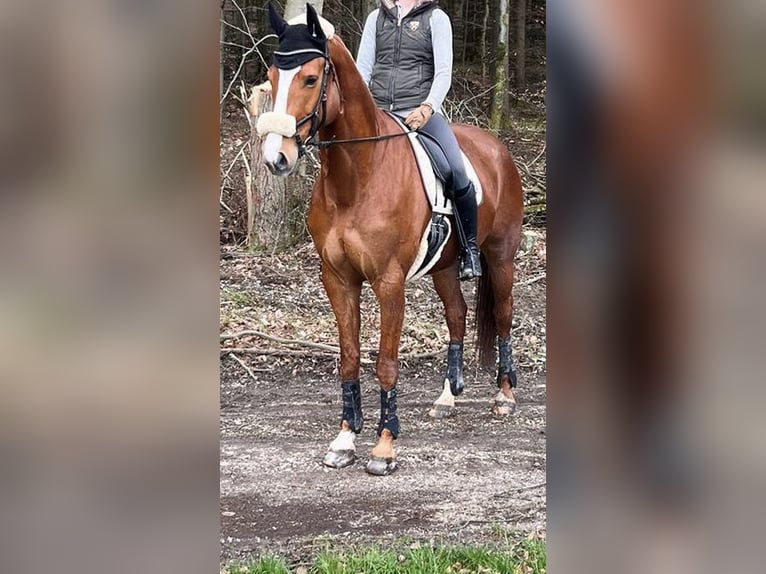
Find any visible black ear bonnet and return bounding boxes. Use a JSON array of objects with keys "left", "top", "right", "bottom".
[{"left": 269, "top": 3, "right": 328, "bottom": 69}]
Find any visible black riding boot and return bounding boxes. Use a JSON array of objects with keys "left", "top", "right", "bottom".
[{"left": 452, "top": 183, "right": 482, "bottom": 280}]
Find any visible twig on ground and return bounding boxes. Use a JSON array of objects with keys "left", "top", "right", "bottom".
[
  {"left": 518, "top": 273, "right": 546, "bottom": 287},
  {"left": 226, "top": 351, "right": 257, "bottom": 382},
  {"left": 530, "top": 142, "right": 547, "bottom": 167},
  {"left": 517, "top": 159, "right": 547, "bottom": 191},
  {"left": 220, "top": 199, "right": 234, "bottom": 214},
  {"left": 515, "top": 481, "right": 547, "bottom": 492}
]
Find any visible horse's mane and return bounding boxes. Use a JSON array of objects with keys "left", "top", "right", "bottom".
[{"left": 326, "top": 35, "right": 381, "bottom": 137}]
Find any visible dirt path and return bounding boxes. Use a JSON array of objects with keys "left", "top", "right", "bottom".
[{"left": 220, "top": 234, "right": 546, "bottom": 563}]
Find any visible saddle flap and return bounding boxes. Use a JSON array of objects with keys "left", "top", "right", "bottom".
[{"left": 414, "top": 132, "right": 452, "bottom": 187}]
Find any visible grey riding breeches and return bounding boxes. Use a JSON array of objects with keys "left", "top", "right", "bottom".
[{"left": 419, "top": 112, "right": 470, "bottom": 193}]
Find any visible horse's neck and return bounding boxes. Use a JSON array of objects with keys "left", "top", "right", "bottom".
[{"left": 320, "top": 38, "right": 380, "bottom": 153}]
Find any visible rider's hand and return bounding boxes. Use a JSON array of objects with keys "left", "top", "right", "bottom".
[{"left": 404, "top": 103, "right": 434, "bottom": 130}]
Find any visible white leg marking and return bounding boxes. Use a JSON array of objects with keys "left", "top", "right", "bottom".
[
  {"left": 263, "top": 66, "right": 300, "bottom": 163},
  {"left": 434, "top": 378, "right": 456, "bottom": 408},
  {"left": 329, "top": 429, "right": 356, "bottom": 452},
  {"left": 492, "top": 387, "right": 517, "bottom": 416}
]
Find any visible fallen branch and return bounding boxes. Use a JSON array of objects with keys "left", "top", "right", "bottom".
[
  {"left": 221, "top": 343, "right": 448, "bottom": 361},
  {"left": 224, "top": 347, "right": 333, "bottom": 357},
  {"left": 223, "top": 347, "right": 373, "bottom": 365},
  {"left": 220, "top": 329, "right": 343, "bottom": 353}
]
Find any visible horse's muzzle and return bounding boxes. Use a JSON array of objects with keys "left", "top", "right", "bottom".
[{"left": 265, "top": 152, "right": 293, "bottom": 177}]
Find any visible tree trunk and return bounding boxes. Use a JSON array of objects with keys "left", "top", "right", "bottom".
[
  {"left": 489, "top": 0, "right": 509, "bottom": 131},
  {"left": 515, "top": 0, "right": 527, "bottom": 91},
  {"left": 285, "top": 0, "right": 323, "bottom": 20},
  {"left": 247, "top": 83, "right": 312, "bottom": 250},
  {"left": 457, "top": 0, "right": 466, "bottom": 66},
  {"left": 248, "top": 0, "right": 325, "bottom": 251},
  {"left": 220, "top": 2, "right": 225, "bottom": 102},
  {"left": 481, "top": 0, "right": 490, "bottom": 81}
]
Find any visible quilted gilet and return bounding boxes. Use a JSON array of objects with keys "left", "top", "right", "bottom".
[{"left": 369, "top": 2, "right": 438, "bottom": 111}]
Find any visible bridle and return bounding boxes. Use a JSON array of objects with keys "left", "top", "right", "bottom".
[
  {"left": 292, "top": 53, "right": 332, "bottom": 158},
  {"left": 290, "top": 53, "right": 410, "bottom": 157}
]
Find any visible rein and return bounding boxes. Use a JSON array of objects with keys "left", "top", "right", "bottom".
[{"left": 312, "top": 131, "right": 411, "bottom": 148}]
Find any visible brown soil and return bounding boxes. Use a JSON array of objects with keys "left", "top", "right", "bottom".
[{"left": 219, "top": 233, "right": 546, "bottom": 563}]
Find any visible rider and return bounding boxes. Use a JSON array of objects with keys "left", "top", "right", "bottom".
[{"left": 356, "top": 0, "right": 481, "bottom": 280}]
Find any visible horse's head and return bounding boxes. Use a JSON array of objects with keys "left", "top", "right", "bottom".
[{"left": 257, "top": 3, "right": 336, "bottom": 177}]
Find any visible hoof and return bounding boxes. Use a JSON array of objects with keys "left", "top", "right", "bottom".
[
  {"left": 492, "top": 399, "right": 517, "bottom": 417},
  {"left": 429, "top": 403, "right": 455, "bottom": 419},
  {"left": 323, "top": 449, "right": 355, "bottom": 469},
  {"left": 365, "top": 456, "right": 398, "bottom": 476}
]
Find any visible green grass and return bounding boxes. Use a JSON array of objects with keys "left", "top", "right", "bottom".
[
  {"left": 226, "top": 555, "right": 290, "bottom": 574},
  {"left": 223, "top": 538, "right": 545, "bottom": 574},
  {"left": 221, "top": 288, "right": 253, "bottom": 308}
]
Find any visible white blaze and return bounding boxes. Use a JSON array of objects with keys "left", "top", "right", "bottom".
[{"left": 263, "top": 66, "right": 301, "bottom": 163}]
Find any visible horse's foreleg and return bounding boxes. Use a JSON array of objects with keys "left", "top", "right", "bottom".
[
  {"left": 321, "top": 268, "right": 363, "bottom": 469},
  {"left": 429, "top": 265, "right": 468, "bottom": 418},
  {"left": 366, "top": 275, "right": 405, "bottom": 476},
  {"left": 487, "top": 258, "right": 518, "bottom": 416}
]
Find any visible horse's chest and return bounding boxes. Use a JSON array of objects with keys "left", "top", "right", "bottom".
[{"left": 312, "top": 221, "right": 393, "bottom": 280}]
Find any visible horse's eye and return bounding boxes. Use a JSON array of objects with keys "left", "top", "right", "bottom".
[{"left": 304, "top": 76, "right": 318, "bottom": 88}]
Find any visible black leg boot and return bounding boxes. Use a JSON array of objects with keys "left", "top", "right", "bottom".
[{"left": 452, "top": 183, "right": 482, "bottom": 280}]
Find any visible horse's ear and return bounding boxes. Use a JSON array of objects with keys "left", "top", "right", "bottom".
[
  {"left": 305, "top": 2, "right": 325, "bottom": 40},
  {"left": 268, "top": 2, "right": 287, "bottom": 37}
]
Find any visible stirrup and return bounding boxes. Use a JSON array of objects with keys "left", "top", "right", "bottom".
[{"left": 459, "top": 246, "right": 482, "bottom": 281}]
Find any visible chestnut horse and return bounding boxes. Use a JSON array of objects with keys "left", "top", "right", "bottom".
[{"left": 257, "top": 5, "right": 523, "bottom": 475}]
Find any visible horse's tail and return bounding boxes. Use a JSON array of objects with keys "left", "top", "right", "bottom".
[{"left": 475, "top": 253, "right": 496, "bottom": 369}]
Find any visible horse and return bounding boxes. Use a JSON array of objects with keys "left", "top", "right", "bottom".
[{"left": 256, "top": 4, "right": 523, "bottom": 475}]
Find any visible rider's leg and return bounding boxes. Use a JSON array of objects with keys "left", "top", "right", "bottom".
[{"left": 420, "top": 114, "right": 481, "bottom": 280}]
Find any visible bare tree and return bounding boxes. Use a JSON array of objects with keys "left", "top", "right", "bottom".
[
  {"left": 480, "top": 0, "right": 491, "bottom": 81},
  {"left": 515, "top": 0, "right": 527, "bottom": 91},
  {"left": 489, "top": 0, "right": 510, "bottom": 130}
]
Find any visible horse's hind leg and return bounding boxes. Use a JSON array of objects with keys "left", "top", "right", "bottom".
[
  {"left": 320, "top": 268, "right": 363, "bottom": 469},
  {"left": 428, "top": 264, "right": 467, "bottom": 418},
  {"left": 487, "top": 256, "right": 518, "bottom": 416}
]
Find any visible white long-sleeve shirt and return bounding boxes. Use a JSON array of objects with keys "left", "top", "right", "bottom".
[{"left": 356, "top": 7, "right": 453, "bottom": 115}]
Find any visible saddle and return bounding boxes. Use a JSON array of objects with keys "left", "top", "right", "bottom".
[{"left": 384, "top": 113, "right": 483, "bottom": 282}]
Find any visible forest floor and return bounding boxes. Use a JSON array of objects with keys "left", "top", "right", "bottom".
[{"left": 219, "top": 226, "right": 546, "bottom": 565}]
